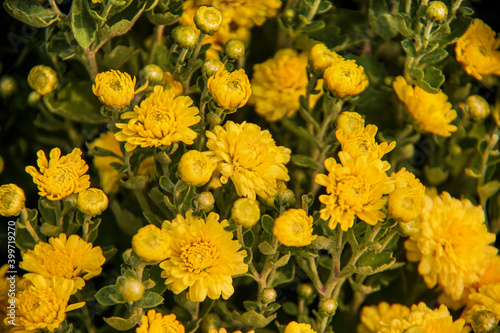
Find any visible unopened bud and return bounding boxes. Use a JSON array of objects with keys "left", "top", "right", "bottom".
[
  {"left": 201, "top": 313, "right": 220, "bottom": 333},
  {"left": 203, "top": 59, "right": 224, "bottom": 77},
  {"left": 194, "top": 6, "right": 223, "bottom": 35},
  {"left": 232, "top": 198, "right": 260, "bottom": 228},
  {"left": 426, "top": 1, "right": 448, "bottom": 23},
  {"left": 27, "top": 65, "right": 57, "bottom": 95},
  {"left": 396, "top": 218, "right": 421, "bottom": 237},
  {"left": 207, "top": 111, "right": 221, "bottom": 125},
  {"left": 120, "top": 277, "right": 145, "bottom": 303},
  {"left": 277, "top": 189, "right": 296, "bottom": 208},
  {"left": 336, "top": 111, "right": 365, "bottom": 134},
  {"left": 77, "top": 188, "right": 109, "bottom": 216},
  {"left": 401, "top": 144, "right": 415, "bottom": 159},
  {"left": 172, "top": 26, "right": 199, "bottom": 49},
  {"left": 471, "top": 310, "right": 498, "bottom": 333},
  {"left": 27, "top": 91, "right": 41, "bottom": 106},
  {"left": 197, "top": 192, "right": 215, "bottom": 212},
  {"left": 467, "top": 95, "right": 490, "bottom": 121},
  {"left": 224, "top": 39, "right": 245, "bottom": 61},
  {"left": 261, "top": 288, "right": 277, "bottom": 304},
  {"left": 139, "top": 64, "right": 164, "bottom": 85},
  {"left": 297, "top": 283, "right": 315, "bottom": 299},
  {"left": 319, "top": 299, "right": 338, "bottom": 316},
  {"left": 0, "top": 184, "right": 25, "bottom": 217},
  {"left": 0, "top": 76, "right": 17, "bottom": 98}
]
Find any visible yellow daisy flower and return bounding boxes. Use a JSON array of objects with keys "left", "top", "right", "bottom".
[
  {"left": 335, "top": 124, "right": 396, "bottom": 160},
  {"left": 205, "top": 121, "right": 291, "bottom": 200},
  {"left": 115, "top": 86, "right": 200, "bottom": 152},
  {"left": 250, "top": 49, "right": 319, "bottom": 121},
  {"left": 378, "top": 302, "right": 465, "bottom": 333},
  {"left": 387, "top": 168, "right": 425, "bottom": 223},
  {"left": 323, "top": 58, "right": 368, "bottom": 98},
  {"left": 0, "top": 183, "right": 25, "bottom": 217},
  {"left": 159, "top": 210, "right": 248, "bottom": 302},
  {"left": 357, "top": 302, "right": 410, "bottom": 333},
  {"left": 273, "top": 209, "right": 317, "bottom": 247},
  {"left": 405, "top": 191, "right": 498, "bottom": 301},
  {"left": 25, "top": 147, "right": 90, "bottom": 201},
  {"left": 136, "top": 309, "right": 185, "bottom": 333},
  {"left": 93, "top": 70, "right": 146, "bottom": 108},
  {"left": 208, "top": 68, "right": 252, "bottom": 112},
  {"left": 315, "top": 152, "right": 394, "bottom": 231},
  {"left": 20, "top": 233, "right": 106, "bottom": 291},
  {"left": 284, "top": 321, "right": 317, "bottom": 333},
  {"left": 393, "top": 76, "right": 457, "bottom": 137},
  {"left": 455, "top": 19, "right": 500, "bottom": 80},
  {"left": 7, "top": 275, "right": 85, "bottom": 332},
  {"left": 466, "top": 283, "right": 500, "bottom": 322}
]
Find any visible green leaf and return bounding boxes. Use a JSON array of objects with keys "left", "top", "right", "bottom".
[
  {"left": 119, "top": 175, "right": 148, "bottom": 190},
  {"left": 479, "top": 180, "right": 500, "bottom": 204},
  {"left": 434, "top": 15, "right": 472, "bottom": 46},
  {"left": 99, "top": 1, "right": 147, "bottom": 40},
  {"left": 292, "top": 154, "right": 321, "bottom": 169},
  {"left": 368, "top": 0, "right": 398, "bottom": 39},
  {"left": 401, "top": 39, "right": 417, "bottom": 58},
  {"left": 71, "top": 0, "right": 98, "bottom": 49},
  {"left": 87, "top": 218, "right": 102, "bottom": 243},
  {"left": 258, "top": 241, "right": 276, "bottom": 255},
  {"left": 4, "top": 0, "right": 58, "bottom": 28},
  {"left": 38, "top": 198, "right": 57, "bottom": 225},
  {"left": 243, "top": 229, "right": 255, "bottom": 248},
  {"left": 134, "top": 291, "right": 164, "bottom": 308},
  {"left": 356, "top": 251, "right": 396, "bottom": 275},
  {"left": 231, "top": 310, "right": 277, "bottom": 329},
  {"left": 303, "top": 20, "right": 326, "bottom": 33},
  {"left": 395, "top": 13, "right": 415, "bottom": 39},
  {"left": 110, "top": 200, "right": 143, "bottom": 236},
  {"left": 407, "top": 66, "right": 445, "bottom": 93},
  {"left": 104, "top": 314, "right": 142, "bottom": 331},
  {"left": 159, "top": 176, "right": 175, "bottom": 193},
  {"left": 101, "top": 45, "right": 139, "bottom": 70},
  {"left": 261, "top": 215, "right": 274, "bottom": 233},
  {"left": 282, "top": 302, "right": 298, "bottom": 316},
  {"left": 143, "top": 211, "right": 163, "bottom": 228},
  {"left": 458, "top": 7, "right": 474, "bottom": 16},
  {"left": 146, "top": 9, "right": 180, "bottom": 25},
  {"left": 419, "top": 48, "right": 448, "bottom": 64},
  {"left": 40, "top": 222, "right": 61, "bottom": 237},
  {"left": 317, "top": 1, "right": 332, "bottom": 14},
  {"left": 424, "top": 165, "right": 449, "bottom": 185},
  {"left": 44, "top": 82, "right": 106, "bottom": 124},
  {"left": 272, "top": 262, "right": 295, "bottom": 287},
  {"left": 95, "top": 285, "right": 119, "bottom": 306},
  {"left": 243, "top": 301, "right": 260, "bottom": 312},
  {"left": 272, "top": 253, "right": 291, "bottom": 268}
]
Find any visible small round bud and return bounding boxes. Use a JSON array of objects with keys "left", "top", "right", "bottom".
[
  {"left": 426, "top": 1, "right": 448, "bottom": 23},
  {"left": 139, "top": 64, "right": 164, "bottom": 86},
  {"left": 276, "top": 189, "right": 296, "bottom": 208},
  {"left": 27, "top": 65, "right": 58, "bottom": 95},
  {"left": 396, "top": 218, "right": 421, "bottom": 237},
  {"left": 0, "top": 76, "right": 17, "bottom": 98},
  {"left": 467, "top": 95, "right": 490, "bottom": 121},
  {"left": 401, "top": 143, "right": 415, "bottom": 160},
  {"left": 232, "top": 198, "right": 260, "bottom": 228},
  {"left": 297, "top": 283, "right": 315, "bottom": 299},
  {"left": 318, "top": 299, "right": 338, "bottom": 316},
  {"left": 77, "top": 188, "right": 109, "bottom": 216},
  {"left": 132, "top": 224, "right": 170, "bottom": 262},
  {"left": 197, "top": 192, "right": 215, "bottom": 212},
  {"left": 224, "top": 39, "right": 246, "bottom": 61},
  {"left": 178, "top": 150, "right": 216, "bottom": 187},
  {"left": 471, "top": 310, "right": 498, "bottom": 333},
  {"left": 206, "top": 111, "right": 222, "bottom": 125},
  {"left": 172, "top": 26, "right": 199, "bottom": 49},
  {"left": 27, "top": 91, "right": 41, "bottom": 106},
  {"left": 120, "top": 277, "right": 145, "bottom": 303},
  {"left": 309, "top": 44, "right": 342, "bottom": 74},
  {"left": 283, "top": 9, "right": 295, "bottom": 19},
  {"left": 203, "top": 59, "right": 224, "bottom": 77},
  {"left": 261, "top": 288, "right": 277, "bottom": 304},
  {"left": 450, "top": 144, "right": 462, "bottom": 157},
  {"left": 0, "top": 184, "right": 26, "bottom": 217},
  {"left": 336, "top": 111, "right": 365, "bottom": 134},
  {"left": 194, "top": 6, "right": 223, "bottom": 35}
]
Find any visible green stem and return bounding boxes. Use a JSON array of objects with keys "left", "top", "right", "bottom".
[
  {"left": 236, "top": 226, "right": 260, "bottom": 280},
  {"left": 99, "top": 1, "right": 115, "bottom": 29},
  {"left": 421, "top": 21, "right": 434, "bottom": 51},
  {"left": 148, "top": 25, "right": 165, "bottom": 64},
  {"left": 174, "top": 48, "right": 189, "bottom": 75},
  {"left": 405, "top": 0, "right": 412, "bottom": 14},
  {"left": 445, "top": 0, "right": 464, "bottom": 25},
  {"left": 292, "top": 0, "right": 322, "bottom": 39},
  {"left": 49, "top": 0, "right": 66, "bottom": 20},
  {"left": 82, "top": 215, "right": 92, "bottom": 242},
  {"left": 20, "top": 208, "right": 42, "bottom": 243}
]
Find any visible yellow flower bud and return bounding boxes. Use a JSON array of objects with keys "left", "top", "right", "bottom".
[
  {"left": 161, "top": 72, "right": 183, "bottom": 97},
  {"left": 467, "top": 95, "right": 490, "bottom": 121},
  {"left": 120, "top": 277, "right": 145, "bottom": 303},
  {"left": 208, "top": 68, "right": 251, "bottom": 112},
  {"left": 194, "top": 6, "right": 223, "bottom": 35},
  {"left": 231, "top": 198, "right": 260, "bottom": 228},
  {"left": 0, "top": 184, "right": 25, "bottom": 217},
  {"left": 276, "top": 189, "right": 296, "bottom": 207},
  {"left": 273, "top": 209, "right": 317, "bottom": 247},
  {"left": 335, "top": 111, "right": 365, "bottom": 134},
  {"left": 178, "top": 150, "right": 216, "bottom": 187},
  {"left": 309, "top": 43, "right": 342, "bottom": 74},
  {"left": 426, "top": 1, "right": 448, "bottom": 23},
  {"left": 172, "top": 26, "right": 199, "bottom": 49},
  {"left": 261, "top": 288, "right": 277, "bottom": 304},
  {"left": 284, "top": 321, "right": 317, "bottom": 333},
  {"left": 318, "top": 299, "right": 338, "bottom": 316},
  {"left": 206, "top": 111, "right": 222, "bottom": 125},
  {"left": 224, "top": 39, "right": 246, "bottom": 61},
  {"left": 197, "top": 191, "right": 215, "bottom": 212},
  {"left": 471, "top": 310, "right": 498, "bottom": 333},
  {"left": 388, "top": 168, "right": 425, "bottom": 223},
  {"left": 401, "top": 143, "right": 415, "bottom": 159},
  {"left": 323, "top": 59, "right": 368, "bottom": 98},
  {"left": 139, "top": 64, "right": 164, "bottom": 85},
  {"left": 132, "top": 224, "right": 170, "bottom": 262},
  {"left": 297, "top": 283, "right": 315, "bottom": 299},
  {"left": 0, "top": 76, "right": 17, "bottom": 98},
  {"left": 203, "top": 59, "right": 224, "bottom": 77},
  {"left": 27, "top": 91, "right": 41, "bottom": 106},
  {"left": 77, "top": 188, "right": 109, "bottom": 216},
  {"left": 93, "top": 70, "right": 143, "bottom": 108},
  {"left": 396, "top": 218, "right": 421, "bottom": 237},
  {"left": 27, "top": 65, "right": 58, "bottom": 95}
]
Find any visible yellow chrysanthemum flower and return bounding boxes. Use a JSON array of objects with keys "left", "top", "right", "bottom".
[
  {"left": 335, "top": 111, "right": 365, "bottom": 134},
  {"left": 393, "top": 76, "right": 457, "bottom": 137},
  {"left": 231, "top": 198, "right": 261, "bottom": 228},
  {"left": 251, "top": 49, "right": 321, "bottom": 121},
  {"left": 315, "top": 152, "right": 394, "bottom": 231},
  {"left": 466, "top": 283, "right": 500, "bottom": 322},
  {"left": 273, "top": 209, "right": 317, "bottom": 247},
  {"left": 178, "top": 150, "right": 217, "bottom": 187},
  {"left": 207, "top": 68, "right": 252, "bottom": 112},
  {"left": 336, "top": 124, "right": 396, "bottom": 160},
  {"left": 76, "top": 188, "right": 109, "bottom": 216},
  {"left": 205, "top": 121, "right": 291, "bottom": 200},
  {"left": 25, "top": 147, "right": 91, "bottom": 201},
  {"left": 357, "top": 302, "right": 411, "bottom": 333},
  {"left": 323, "top": 58, "right": 368, "bottom": 98},
  {"left": 93, "top": 70, "right": 146, "bottom": 108},
  {"left": 388, "top": 168, "right": 425, "bottom": 223},
  {"left": 6, "top": 275, "right": 85, "bottom": 332},
  {"left": 378, "top": 302, "right": 466, "bottom": 333},
  {"left": 455, "top": 19, "right": 500, "bottom": 80},
  {"left": 132, "top": 224, "right": 171, "bottom": 263},
  {"left": 27, "top": 65, "right": 58, "bottom": 96},
  {"left": 136, "top": 309, "right": 185, "bottom": 333},
  {"left": 161, "top": 72, "right": 183, "bottom": 97},
  {"left": 284, "top": 321, "right": 317, "bottom": 333},
  {"left": 309, "top": 43, "right": 343, "bottom": 74},
  {"left": 0, "top": 183, "right": 25, "bottom": 217},
  {"left": 159, "top": 210, "right": 248, "bottom": 302},
  {"left": 115, "top": 86, "right": 201, "bottom": 152},
  {"left": 20, "top": 233, "right": 105, "bottom": 291},
  {"left": 405, "top": 192, "right": 498, "bottom": 301},
  {"left": 209, "top": 328, "right": 255, "bottom": 333}
]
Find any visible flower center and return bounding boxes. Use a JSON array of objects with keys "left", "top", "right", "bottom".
[
  {"left": 110, "top": 80, "right": 124, "bottom": 92},
  {"left": 44, "top": 165, "right": 79, "bottom": 198},
  {"left": 181, "top": 240, "right": 218, "bottom": 273},
  {"left": 336, "top": 175, "right": 367, "bottom": 208},
  {"left": 44, "top": 250, "right": 75, "bottom": 278},
  {"left": 234, "top": 141, "right": 263, "bottom": 169},
  {"left": 21, "top": 288, "right": 60, "bottom": 324},
  {"left": 144, "top": 106, "right": 175, "bottom": 136}
]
